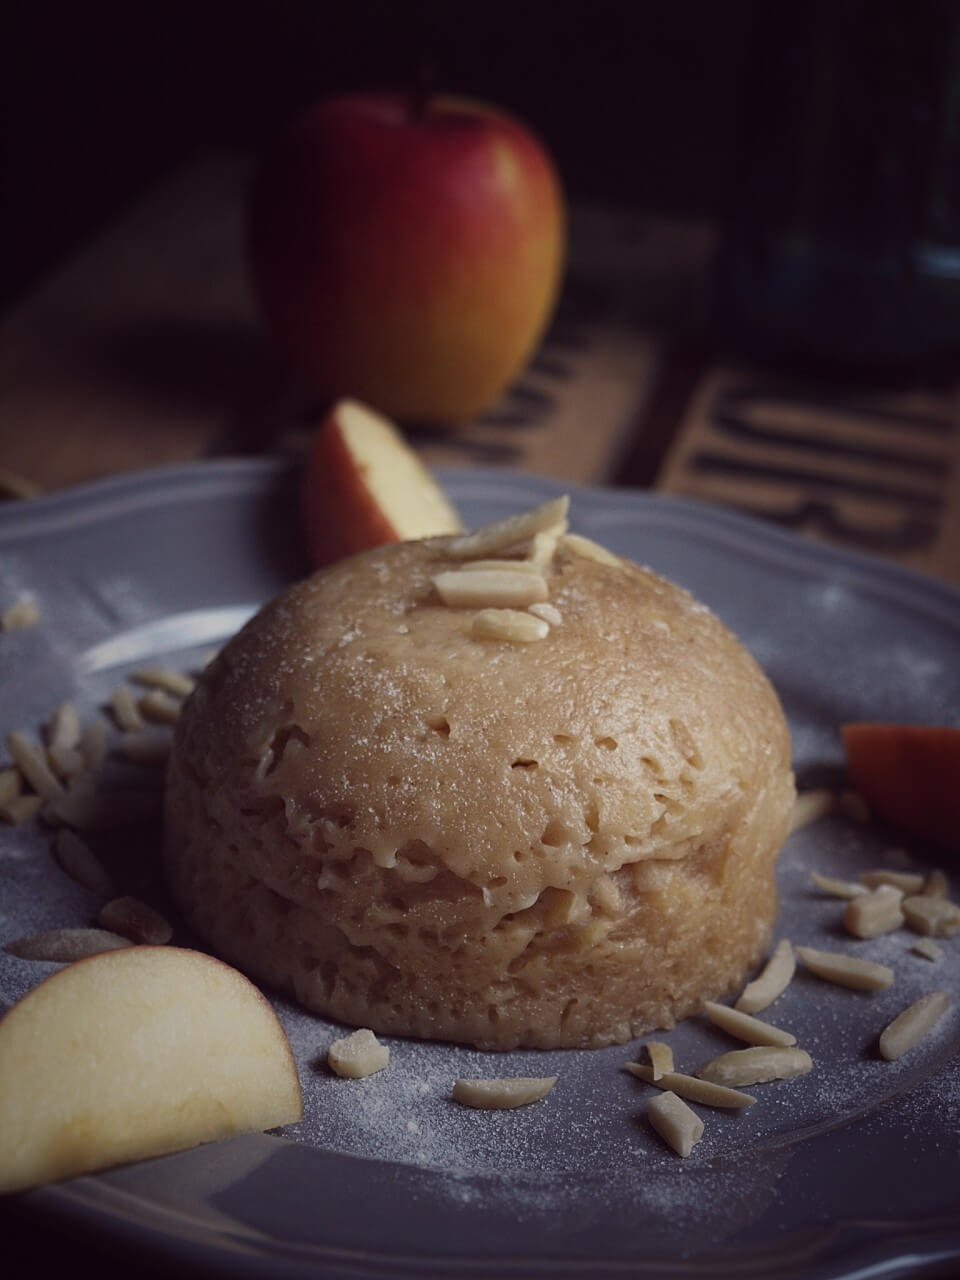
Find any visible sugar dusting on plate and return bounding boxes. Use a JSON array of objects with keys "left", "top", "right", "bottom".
[
  {"left": 3, "top": 468, "right": 960, "bottom": 1256},
  {"left": 1, "top": 659, "right": 959, "bottom": 1195}
]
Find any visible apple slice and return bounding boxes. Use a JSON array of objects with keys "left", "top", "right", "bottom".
[
  {"left": 303, "top": 398, "right": 462, "bottom": 567},
  {"left": 0, "top": 946, "right": 302, "bottom": 1195}
]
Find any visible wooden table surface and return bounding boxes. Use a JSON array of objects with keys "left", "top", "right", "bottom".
[{"left": 2, "top": 152, "right": 958, "bottom": 584}]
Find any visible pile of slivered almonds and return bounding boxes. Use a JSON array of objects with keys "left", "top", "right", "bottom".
[
  {"left": 1, "top": 631, "right": 197, "bottom": 956},
  {"left": 429, "top": 493, "right": 620, "bottom": 641},
  {"left": 629, "top": 796, "right": 957, "bottom": 1159}
]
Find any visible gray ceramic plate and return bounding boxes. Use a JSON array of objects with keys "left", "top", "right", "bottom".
[{"left": 1, "top": 459, "right": 959, "bottom": 1279}]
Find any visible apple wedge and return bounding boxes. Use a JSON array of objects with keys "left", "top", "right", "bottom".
[
  {"left": 0, "top": 946, "right": 302, "bottom": 1195},
  {"left": 303, "top": 398, "right": 462, "bottom": 567}
]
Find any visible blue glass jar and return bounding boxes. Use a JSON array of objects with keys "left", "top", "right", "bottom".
[{"left": 715, "top": 2, "right": 960, "bottom": 374}]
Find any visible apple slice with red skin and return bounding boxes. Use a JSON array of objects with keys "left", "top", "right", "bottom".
[
  {"left": 843, "top": 723, "right": 960, "bottom": 855},
  {"left": 303, "top": 398, "right": 462, "bottom": 568},
  {"left": 0, "top": 946, "right": 302, "bottom": 1195}
]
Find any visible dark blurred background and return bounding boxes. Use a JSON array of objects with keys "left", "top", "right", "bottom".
[
  {"left": 2, "top": 0, "right": 754, "bottom": 307},
  {"left": 8, "top": 0, "right": 960, "bottom": 375}
]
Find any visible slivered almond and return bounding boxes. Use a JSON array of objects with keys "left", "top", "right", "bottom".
[
  {"left": 5, "top": 927, "right": 133, "bottom": 961},
  {"left": 702, "top": 1001, "right": 796, "bottom": 1047},
  {"left": 844, "top": 889, "right": 906, "bottom": 939},
  {"left": 735, "top": 938, "right": 796, "bottom": 1013},
  {"left": 789, "top": 789, "right": 835, "bottom": 833},
  {"left": 810, "top": 870, "right": 867, "bottom": 899},
  {"left": 902, "top": 895, "right": 960, "bottom": 937},
  {"left": 452, "top": 1077, "right": 557, "bottom": 1109},
  {"left": 4, "top": 730, "right": 64, "bottom": 800},
  {"left": 795, "top": 945, "right": 894, "bottom": 990},
  {"left": 0, "top": 768, "right": 22, "bottom": 806},
  {"left": 912, "top": 938, "right": 943, "bottom": 962},
  {"left": 46, "top": 743, "right": 86, "bottom": 780},
  {"left": 432, "top": 569, "right": 548, "bottom": 609},
  {"left": 131, "top": 666, "right": 195, "bottom": 697},
  {"left": 870, "top": 883, "right": 905, "bottom": 900},
  {"left": 137, "top": 690, "right": 183, "bottom": 725},
  {"left": 442, "top": 497, "right": 569, "bottom": 559},
  {"left": 0, "top": 597, "right": 39, "bottom": 631},
  {"left": 696, "top": 1046, "right": 813, "bottom": 1088},
  {"left": 528, "top": 529, "right": 561, "bottom": 568},
  {"left": 647, "top": 1091, "right": 704, "bottom": 1158},
  {"left": 458, "top": 558, "right": 544, "bottom": 574},
  {"left": 98, "top": 896, "right": 172, "bottom": 945},
  {"left": 859, "top": 869, "right": 926, "bottom": 893},
  {"left": 645, "top": 1041, "right": 674, "bottom": 1080},
  {"left": 528, "top": 601, "right": 563, "bottom": 626},
  {"left": 471, "top": 610, "right": 549, "bottom": 643},
  {"left": 48, "top": 702, "right": 81, "bottom": 752},
  {"left": 0, "top": 794, "right": 43, "bottom": 825},
  {"left": 625, "top": 1064, "right": 755, "bottom": 1109},
  {"left": 925, "top": 870, "right": 950, "bottom": 899},
  {"left": 54, "top": 829, "right": 114, "bottom": 895},
  {"left": 879, "top": 991, "right": 950, "bottom": 1061},
  {"left": 561, "top": 532, "right": 622, "bottom": 567},
  {"left": 109, "top": 687, "right": 143, "bottom": 732},
  {"left": 327, "top": 1028, "right": 390, "bottom": 1079}
]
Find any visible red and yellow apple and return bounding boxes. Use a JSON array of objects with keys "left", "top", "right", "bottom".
[
  {"left": 247, "top": 91, "right": 566, "bottom": 423},
  {"left": 0, "top": 946, "right": 302, "bottom": 1195},
  {"left": 303, "top": 398, "right": 462, "bottom": 567}
]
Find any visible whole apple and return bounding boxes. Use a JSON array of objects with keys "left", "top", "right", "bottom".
[{"left": 247, "top": 92, "right": 566, "bottom": 424}]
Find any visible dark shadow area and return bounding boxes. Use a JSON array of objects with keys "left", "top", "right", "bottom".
[
  {"left": 251, "top": 460, "right": 313, "bottom": 584},
  {"left": 2, "top": 0, "right": 753, "bottom": 307},
  {"left": 87, "top": 320, "right": 273, "bottom": 414}
]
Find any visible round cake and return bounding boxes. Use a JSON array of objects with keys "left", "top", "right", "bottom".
[{"left": 164, "top": 505, "right": 795, "bottom": 1050}]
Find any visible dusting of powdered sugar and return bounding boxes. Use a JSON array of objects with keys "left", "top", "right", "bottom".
[
  {"left": 2, "top": 642, "right": 959, "bottom": 1209},
  {"left": 2, "top": 514, "right": 960, "bottom": 1243}
]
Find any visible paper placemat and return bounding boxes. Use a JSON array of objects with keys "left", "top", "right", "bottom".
[{"left": 656, "top": 365, "right": 960, "bottom": 583}]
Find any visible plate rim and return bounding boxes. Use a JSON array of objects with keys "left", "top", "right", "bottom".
[{"left": 1, "top": 454, "right": 958, "bottom": 625}]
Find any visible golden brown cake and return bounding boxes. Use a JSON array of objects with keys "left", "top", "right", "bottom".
[{"left": 164, "top": 505, "right": 794, "bottom": 1050}]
